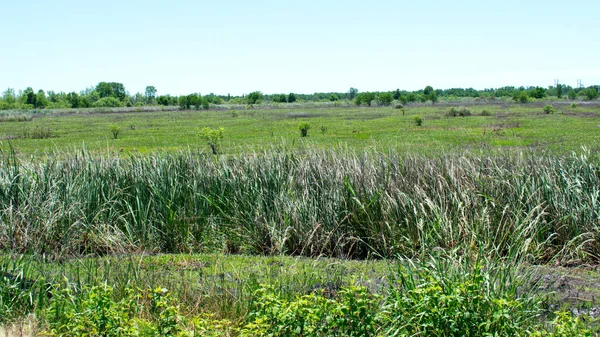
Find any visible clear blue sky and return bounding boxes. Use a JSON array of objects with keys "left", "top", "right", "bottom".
[{"left": 1, "top": 0, "right": 598, "bottom": 96}]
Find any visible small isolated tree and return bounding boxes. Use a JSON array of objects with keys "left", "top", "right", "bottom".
[
  {"left": 298, "top": 122, "right": 311, "bottom": 137},
  {"left": 199, "top": 127, "right": 224, "bottom": 155},
  {"left": 110, "top": 125, "right": 121, "bottom": 139},
  {"left": 247, "top": 91, "right": 263, "bottom": 104},
  {"left": 329, "top": 94, "right": 339, "bottom": 101},
  {"left": 567, "top": 90, "right": 577, "bottom": 100},
  {"left": 376, "top": 92, "right": 394, "bottom": 106}
]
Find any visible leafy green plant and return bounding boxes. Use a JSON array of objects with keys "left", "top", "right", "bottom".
[
  {"left": 480, "top": 109, "right": 491, "bottom": 116},
  {"left": 241, "top": 285, "right": 381, "bottom": 336},
  {"left": 531, "top": 311, "right": 594, "bottom": 337},
  {"left": 382, "top": 256, "right": 540, "bottom": 337},
  {"left": 320, "top": 125, "right": 327, "bottom": 134},
  {"left": 199, "top": 127, "right": 224, "bottom": 155},
  {"left": 447, "top": 107, "right": 472, "bottom": 117},
  {"left": 298, "top": 122, "right": 311, "bottom": 137},
  {"left": 571, "top": 103, "right": 578, "bottom": 109},
  {"left": 413, "top": 115, "right": 423, "bottom": 126},
  {"left": 44, "top": 284, "right": 138, "bottom": 337},
  {"left": 110, "top": 125, "right": 121, "bottom": 139},
  {"left": 543, "top": 105, "right": 555, "bottom": 114}
]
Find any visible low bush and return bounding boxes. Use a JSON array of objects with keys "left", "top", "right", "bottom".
[
  {"left": 241, "top": 285, "right": 381, "bottom": 337},
  {"left": 382, "top": 255, "right": 540, "bottom": 337},
  {"left": 544, "top": 105, "right": 555, "bottom": 114},
  {"left": 298, "top": 122, "right": 311, "bottom": 137},
  {"left": 447, "top": 107, "right": 472, "bottom": 117},
  {"left": 413, "top": 115, "right": 423, "bottom": 126}
]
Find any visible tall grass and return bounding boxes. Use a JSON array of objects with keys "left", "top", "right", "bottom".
[{"left": 1, "top": 148, "right": 598, "bottom": 262}]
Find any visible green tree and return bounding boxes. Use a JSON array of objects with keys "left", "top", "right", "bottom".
[
  {"left": 95, "top": 82, "right": 126, "bottom": 101},
  {"left": 567, "top": 90, "right": 577, "bottom": 100},
  {"left": 35, "top": 90, "right": 48, "bottom": 108},
  {"left": 288, "top": 93, "right": 297, "bottom": 103},
  {"left": 329, "top": 94, "right": 339, "bottom": 101},
  {"left": 376, "top": 92, "right": 394, "bottom": 106},
  {"left": 360, "top": 92, "right": 375, "bottom": 106},
  {"left": 393, "top": 89, "right": 401, "bottom": 100},
  {"left": 247, "top": 91, "right": 263, "bottom": 104},
  {"left": 423, "top": 86, "right": 434, "bottom": 97},
  {"left": 199, "top": 127, "right": 224, "bottom": 155},
  {"left": 556, "top": 84, "right": 563, "bottom": 99},
  {"left": 179, "top": 95, "right": 190, "bottom": 109},
  {"left": 67, "top": 92, "right": 80, "bottom": 108},
  {"left": 2, "top": 88, "right": 16, "bottom": 104},
  {"left": 423, "top": 86, "right": 437, "bottom": 104},
  {"left": 145, "top": 86, "right": 157, "bottom": 104},
  {"left": 348, "top": 87, "right": 358, "bottom": 100},
  {"left": 517, "top": 91, "right": 529, "bottom": 104},
  {"left": 529, "top": 86, "right": 547, "bottom": 99},
  {"left": 584, "top": 87, "right": 598, "bottom": 100},
  {"left": 429, "top": 91, "right": 438, "bottom": 104},
  {"left": 23, "top": 87, "right": 36, "bottom": 106}
]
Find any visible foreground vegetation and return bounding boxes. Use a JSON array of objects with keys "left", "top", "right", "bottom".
[
  {"left": 1, "top": 253, "right": 598, "bottom": 336},
  {"left": 1, "top": 99, "right": 599, "bottom": 335}
]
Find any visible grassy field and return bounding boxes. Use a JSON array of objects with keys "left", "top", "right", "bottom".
[
  {"left": 1, "top": 100, "right": 600, "bottom": 335},
  {"left": 1, "top": 101, "right": 599, "bottom": 156}
]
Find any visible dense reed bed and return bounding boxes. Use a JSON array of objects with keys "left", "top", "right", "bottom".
[{"left": 1, "top": 148, "right": 598, "bottom": 262}]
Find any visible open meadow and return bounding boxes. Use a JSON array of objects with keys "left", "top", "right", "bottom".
[
  {"left": 1, "top": 100, "right": 600, "bottom": 336},
  {"left": 1, "top": 100, "right": 599, "bottom": 156}
]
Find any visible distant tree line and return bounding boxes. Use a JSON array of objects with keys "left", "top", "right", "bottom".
[{"left": 1, "top": 82, "right": 598, "bottom": 111}]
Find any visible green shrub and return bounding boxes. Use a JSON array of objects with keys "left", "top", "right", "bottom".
[
  {"left": 0, "top": 271, "right": 39, "bottom": 323},
  {"left": 110, "top": 125, "right": 121, "bottom": 139},
  {"left": 543, "top": 105, "right": 555, "bottom": 114},
  {"left": 571, "top": 103, "right": 578, "bottom": 109},
  {"left": 231, "top": 110, "right": 239, "bottom": 118},
  {"left": 199, "top": 127, "right": 224, "bottom": 155},
  {"left": 298, "top": 122, "right": 311, "bottom": 137},
  {"left": 43, "top": 285, "right": 186, "bottom": 337},
  {"left": 93, "top": 97, "right": 123, "bottom": 108},
  {"left": 320, "top": 125, "right": 327, "bottom": 134},
  {"left": 447, "top": 107, "right": 472, "bottom": 117},
  {"left": 44, "top": 285, "right": 138, "bottom": 337},
  {"left": 413, "top": 115, "right": 423, "bottom": 126},
  {"left": 531, "top": 311, "right": 594, "bottom": 337},
  {"left": 241, "top": 285, "right": 381, "bottom": 337},
  {"left": 382, "top": 256, "right": 540, "bottom": 337},
  {"left": 516, "top": 91, "right": 529, "bottom": 104},
  {"left": 480, "top": 109, "right": 491, "bottom": 116}
]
